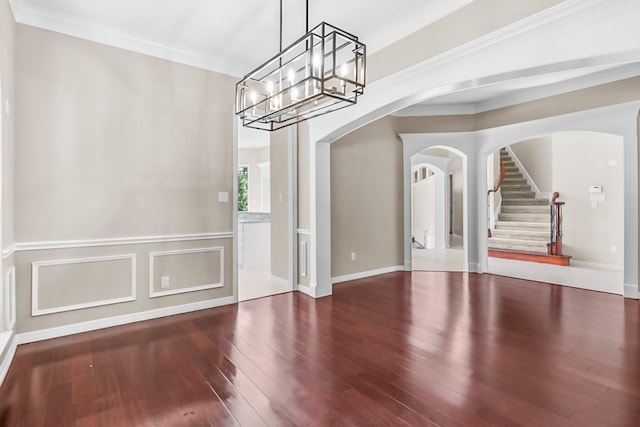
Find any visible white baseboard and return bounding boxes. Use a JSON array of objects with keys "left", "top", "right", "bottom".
[
  {"left": 16, "top": 296, "right": 237, "bottom": 345},
  {"left": 0, "top": 331, "right": 17, "bottom": 387},
  {"left": 332, "top": 265, "right": 404, "bottom": 284},
  {"left": 468, "top": 263, "right": 482, "bottom": 273},
  {"left": 624, "top": 283, "right": 639, "bottom": 299},
  {"left": 296, "top": 283, "right": 314, "bottom": 297}
]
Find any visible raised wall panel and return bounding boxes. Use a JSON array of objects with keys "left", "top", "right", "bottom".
[
  {"left": 149, "top": 247, "right": 224, "bottom": 298},
  {"left": 32, "top": 255, "right": 136, "bottom": 316}
]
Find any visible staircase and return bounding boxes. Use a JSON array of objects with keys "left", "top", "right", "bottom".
[{"left": 488, "top": 149, "right": 550, "bottom": 253}]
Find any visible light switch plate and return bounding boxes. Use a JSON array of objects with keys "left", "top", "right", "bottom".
[{"left": 218, "top": 192, "right": 229, "bottom": 203}]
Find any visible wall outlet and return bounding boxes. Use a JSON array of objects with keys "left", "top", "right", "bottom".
[
  {"left": 610, "top": 246, "right": 618, "bottom": 254},
  {"left": 351, "top": 252, "right": 356, "bottom": 261},
  {"left": 161, "top": 276, "right": 170, "bottom": 288}
]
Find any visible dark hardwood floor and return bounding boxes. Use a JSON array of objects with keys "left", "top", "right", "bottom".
[{"left": 1, "top": 271, "right": 639, "bottom": 426}]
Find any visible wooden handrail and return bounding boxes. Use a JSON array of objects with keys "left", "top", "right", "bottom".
[
  {"left": 487, "top": 160, "right": 506, "bottom": 237},
  {"left": 488, "top": 160, "right": 506, "bottom": 195}
]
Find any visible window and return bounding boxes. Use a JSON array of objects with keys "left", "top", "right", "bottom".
[{"left": 238, "top": 166, "right": 249, "bottom": 211}]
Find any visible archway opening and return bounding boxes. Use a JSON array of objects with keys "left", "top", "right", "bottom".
[
  {"left": 408, "top": 145, "right": 468, "bottom": 272},
  {"left": 486, "top": 131, "right": 625, "bottom": 294}
]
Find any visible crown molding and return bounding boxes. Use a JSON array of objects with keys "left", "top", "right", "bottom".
[
  {"left": 8, "top": 0, "right": 246, "bottom": 77},
  {"left": 394, "top": 60, "right": 640, "bottom": 117}
]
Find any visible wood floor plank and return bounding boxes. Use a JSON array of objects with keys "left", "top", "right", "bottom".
[{"left": 1, "top": 271, "right": 639, "bottom": 426}]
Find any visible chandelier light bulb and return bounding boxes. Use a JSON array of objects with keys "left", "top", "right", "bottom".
[
  {"left": 341, "top": 63, "right": 348, "bottom": 78},
  {"left": 312, "top": 54, "right": 322, "bottom": 71}
]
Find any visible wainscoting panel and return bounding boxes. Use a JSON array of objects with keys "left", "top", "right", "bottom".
[
  {"left": 297, "top": 233, "right": 310, "bottom": 288},
  {"left": 149, "top": 247, "right": 224, "bottom": 298},
  {"left": 32, "top": 255, "right": 136, "bottom": 316}
]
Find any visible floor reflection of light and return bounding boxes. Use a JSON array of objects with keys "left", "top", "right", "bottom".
[{"left": 405, "top": 273, "right": 472, "bottom": 407}]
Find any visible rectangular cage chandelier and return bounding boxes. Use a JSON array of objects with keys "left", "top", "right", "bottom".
[{"left": 235, "top": 2, "right": 366, "bottom": 131}]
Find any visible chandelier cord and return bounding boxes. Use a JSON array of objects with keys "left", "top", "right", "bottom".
[
  {"left": 279, "top": 0, "right": 309, "bottom": 51},
  {"left": 279, "top": 0, "right": 283, "bottom": 51}
]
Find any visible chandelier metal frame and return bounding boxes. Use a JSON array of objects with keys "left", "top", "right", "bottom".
[{"left": 235, "top": 0, "right": 366, "bottom": 131}]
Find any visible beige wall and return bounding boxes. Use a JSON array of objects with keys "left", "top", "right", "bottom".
[
  {"left": 331, "top": 116, "right": 404, "bottom": 277},
  {"left": 368, "top": 0, "right": 564, "bottom": 82},
  {"left": 475, "top": 77, "right": 640, "bottom": 130},
  {"left": 551, "top": 132, "right": 624, "bottom": 265},
  {"left": 270, "top": 128, "right": 289, "bottom": 281},
  {"left": 395, "top": 79, "right": 640, "bottom": 135},
  {"left": 1, "top": 0, "right": 16, "bottom": 332},
  {"left": 511, "top": 137, "right": 553, "bottom": 193},
  {"left": 16, "top": 25, "right": 236, "bottom": 241},
  {"left": 13, "top": 24, "right": 237, "bottom": 333}
]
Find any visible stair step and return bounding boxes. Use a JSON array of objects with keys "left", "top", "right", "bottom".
[
  {"left": 502, "top": 198, "right": 549, "bottom": 206},
  {"left": 501, "top": 184, "right": 532, "bottom": 191},
  {"left": 488, "top": 238, "right": 548, "bottom": 253},
  {"left": 499, "top": 213, "right": 550, "bottom": 222},
  {"left": 504, "top": 172, "right": 523, "bottom": 179},
  {"left": 502, "top": 178, "right": 527, "bottom": 185},
  {"left": 501, "top": 205, "right": 549, "bottom": 214},
  {"left": 491, "top": 229, "right": 549, "bottom": 241},
  {"left": 495, "top": 221, "right": 549, "bottom": 231},
  {"left": 502, "top": 190, "right": 535, "bottom": 198}
]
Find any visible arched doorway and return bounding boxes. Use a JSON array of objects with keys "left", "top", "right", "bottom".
[
  {"left": 401, "top": 139, "right": 472, "bottom": 273},
  {"left": 411, "top": 148, "right": 466, "bottom": 271}
]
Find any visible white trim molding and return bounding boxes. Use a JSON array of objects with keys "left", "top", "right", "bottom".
[
  {"left": 32, "top": 254, "right": 137, "bottom": 316},
  {"left": 0, "top": 331, "right": 17, "bottom": 387},
  {"left": 14, "top": 232, "right": 233, "bottom": 253},
  {"left": 299, "top": 240, "right": 308, "bottom": 278},
  {"left": 16, "top": 296, "right": 237, "bottom": 345},
  {"left": 624, "top": 283, "right": 639, "bottom": 299},
  {"left": 4, "top": 266, "right": 16, "bottom": 330},
  {"left": 2, "top": 244, "right": 15, "bottom": 260},
  {"left": 332, "top": 265, "right": 405, "bottom": 285},
  {"left": 149, "top": 247, "right": 225, "bottom": 298}
]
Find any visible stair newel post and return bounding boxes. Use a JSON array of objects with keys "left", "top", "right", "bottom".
[{"left": 548, "top": 192, "right": 564, "bottom": 256}]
